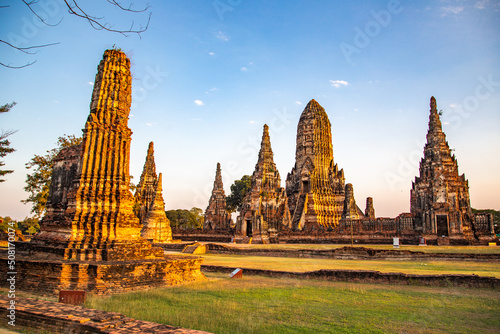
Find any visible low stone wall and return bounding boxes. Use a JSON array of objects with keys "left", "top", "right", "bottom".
[
  {"left": 202, "top": 265, "right": 500, "bottom": 289},
  {"left": 205, "top": 244, "right": 500, "bottom": 262},
  {"left": 172, "top": 233, "right": 233, "bottom": 243},
  {"left": 0, "top": 255, "right": 205, "bottom": 296},
  {"left": 0, "top": 296, "right": 211, "bottom": 333}
]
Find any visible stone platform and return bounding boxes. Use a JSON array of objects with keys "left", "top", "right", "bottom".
[
  {"left": 0, "top": 254, "right": 205, "bottom": 296},
  {"left": 0, "top": 296, "right": 211, "bottom": 333}
]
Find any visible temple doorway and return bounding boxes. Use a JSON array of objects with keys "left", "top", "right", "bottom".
[
  {"left": 302, "top": 180, "right": 310, "bottom": 193},
  {"left": 246, "top": 220, "right": 253, "bottom": 237},
  {"left": 436, "top": 215, "right": 449, "bottom": 236}
]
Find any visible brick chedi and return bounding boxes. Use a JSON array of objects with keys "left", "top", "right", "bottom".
[
  {"left": 341, "top": 183, "right": 363, "bottom": 220},
  {"left": 141, "top": 173, "right": 173, "bottom": 243},
  {"left": 286, "top": 99, "right": 346, "bottom": 230},
  {"left": 236, "top": 125, "right": 291, "bottom": 243},
  {"left": 134, "top": 142, "right": 158, "bottom": 224},
  {"left": 204, "top": 163, "right": 232, "bottom": 230},
  {"left": 10, "top": 49, "right": 205, "bottom": 295},
  {"left": 411, "top": 97, "right": 474, "bottom": 239},
  {"left": 365, "top": 197, "right": 375, "bottom": 219}
]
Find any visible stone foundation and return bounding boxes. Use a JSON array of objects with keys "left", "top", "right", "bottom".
[{"left": 0, "top": 254, "right": 205, "bottom": 296}]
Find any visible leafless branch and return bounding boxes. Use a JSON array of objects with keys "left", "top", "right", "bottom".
[
  {"left": 0, "top": 60, "right": 36, "bottom": 69},
  {"left": 2, "top": 1, "right": 151, "bottom": 68},
  {"left": 21, "top": 0, "right": 63, "bottom": 27},
  {"left": 0, "top": 40, "right": 61, "bottom": 55},
  {"left": 106, "top": 0, "right": 151, "bottom": 13},
  {"left": 63, "top": 0, "right": 151, "bottom": 37}
]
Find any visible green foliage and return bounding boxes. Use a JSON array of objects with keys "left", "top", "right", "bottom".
[
  {"left": 226, "top": 175, "right": 251, "bottom": 213},
  {"left": 472, "top": 208, "right": 500, "bottom": 234},
  {"left": 166, "top": 207, "right": 204, "bottom": 229},
  {"left": 0, "top": 101, "right": 17, "bottom": 182},
  {"left": 18, "top": 216, "right": 40, "bottom": 235},
  {"left": 85, "top": 273, "right": 500, "bottom": 334},
  {"left": 22, "top": 134, "right": 82, "bottom": 218},
  {"left": 0, "top": 216, "right": 18, "bottom": 232}
]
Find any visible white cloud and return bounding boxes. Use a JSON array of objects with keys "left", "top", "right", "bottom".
[
  {"left": 240, "top": 67, "right": 248, "bottom": 72},
  {"left": 475, "top": 0, "right": 488, "bottom": 9},
  {"left": 295, "top": 101, "right": 302, "bottom": 105},
  {"left": 329, "top": 80, "right": 349, "bottom": 88},
  {"left": 146, "top": 123, "right": 153, "bottom": 126},
  {"left": 441, "top": 6, "right": 464, "bottom": 16},
  {"left": 443, "top": 121, "right": 450, "bottom": 125},
  {"left": 353, "top": 108, "right": 359, "bottom": 112},
  {"left": 449, "top": 103, "right": 458, "bottom": 108},
  {"left": 208, "top": 52, "right": 215, "bottom": 56},
  {"left": 205, "top": 87, "right": 218, "bottom": 94},
  {"left": 53, "top": 100, "right": 60, "bottom": 104},
  {"left": 216, "top": 31, "right": 229, "bottom": 42},
  {"left": 249, "top": 120, "right": 256, "bottom": 124},
  {"left": 88, "top": 82, "right": 93, "bottom": 85},
  {"left": 194, "top": 99, "right": 204, "bottom": 106}
]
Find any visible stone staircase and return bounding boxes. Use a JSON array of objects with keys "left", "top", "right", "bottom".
[
  {"left": 291, "top": 194, "right": 307, "bottom": 229},
  {"left": 181, "top": 243, "right": 206, "bottom": 254}
]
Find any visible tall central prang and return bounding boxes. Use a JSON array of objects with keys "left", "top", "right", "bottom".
[{"left": 286, "top": 99, "right": 346, "bottom": 230}]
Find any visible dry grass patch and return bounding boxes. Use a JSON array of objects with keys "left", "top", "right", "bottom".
[{"left": 196, "top": 253, "right": 500, "bottom": 277}]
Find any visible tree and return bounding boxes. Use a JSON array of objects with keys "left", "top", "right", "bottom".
[
  {"left": 22, "top": 134, "right": 82, "bottom": 218},
  {"left": 226, "top": 175, "right": 252, "bottom": 213},
  {"left": 190, "top": 207, "right": 204, "bottom": 228},
  {"left": 0, "top": 102, "right": 17, "bottom": 182},
  {"left": 1, "top": 1, "right": 152, "bottom": 68},
  {"left": 165, "top": 207, "right": 204, "bottom": 229},
  {"left": 18, "top": 216, "right": 40, "bottom": 235},
  {"left": 0, "top": 216, "right": 18, "bottom": 233}
]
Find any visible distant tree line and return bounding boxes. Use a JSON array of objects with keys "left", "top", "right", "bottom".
[{"left": 166, "top": 208, "right": 204, "bottom": 229}]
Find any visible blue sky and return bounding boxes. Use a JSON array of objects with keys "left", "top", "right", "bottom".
[{"left": 1, "top": 0, "right": 499, "bottom": 220}]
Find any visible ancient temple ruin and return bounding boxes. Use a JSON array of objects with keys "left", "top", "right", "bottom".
[
  {"left": 134, "top": 142, "right": 172, "bottom": 243},
  {"left": 189, "top": 97, "right": 494, "bottom": 245},
  {"left": 341, "top": 183, "right": 363, "bottom": 220},
  {"left": 286, "top": 99, "right": 350, "bottom": 230},
  {"left": 141, "top": 173, "right": 173, "bottom": 243},
  {"left": 9, "top": 49, "right": 203, "bottom": 295},
  {"left": 203, "top": 163, "right": 232, "bottom": 230},
  {"left": 236, "top": 125, "right": 291, "bottom": 243},
  {"left": 411, "top": 97, "right": 481, "bottom": 240},
  {"left": 364, "top": 197, "right": 375, "bottom": 220},
  {"left": 134, "top": 142, "right": 158, "bottom": 224}
]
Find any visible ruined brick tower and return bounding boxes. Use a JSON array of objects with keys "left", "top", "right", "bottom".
[
  {"left": 341, "top": 183, "right": 362, "bottom": 220},
  {"left": 204, "top": 163, "right": 232, "bottom": 230},
  {"left": 411, "top": 97, "right": 474, "bottom": 239},
  {"left": 141, "top": 173, "right": 173, "bottom": 243},
  {"left": 9, "top": 49, "right": 204, "bottom": 296},
  {"left": 286, "top": 99, "right": 346, "bottom": 230},
  {"left": 32, "top": 49, "right": 163, "bottom": 261},
  {"left": 134, "top": 142, "right": 158, "bottom": 223},
  {"left": 236, "top": 125, "right": 291, "bottom": 243},
  {"left": 365, "top": 197, "right": 375, "bottom": 219}
]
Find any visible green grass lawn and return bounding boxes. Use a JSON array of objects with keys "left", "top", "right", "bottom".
[
  {"left": 194, "top": 253, "right": 500, "bottom": 278},
  {"left": 85, "top": 272, "right": 500, "bottom": 334}
]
